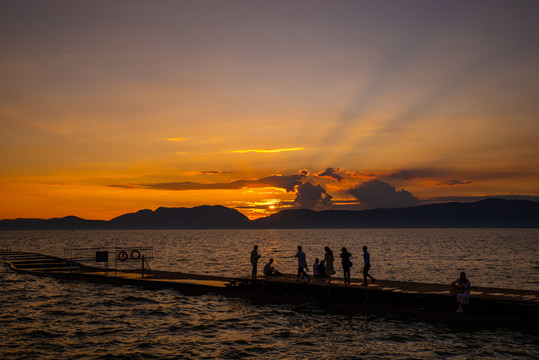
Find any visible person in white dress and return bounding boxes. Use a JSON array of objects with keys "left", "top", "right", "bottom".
[{"left": 452, "top": 272, "right": 471, "bottom": 313}]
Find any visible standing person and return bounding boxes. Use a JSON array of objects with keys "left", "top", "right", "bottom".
[
  {"left": 250, "top": 245, "right": 261, "bottom": 280},
  {"left": 319, "top": 260, "right": 326, "bottom": 277},
  {"left": 294, "top": 245, "right": 310, "bottom": 282},
  {"left": 340, "top": 247, "right": 352, "bottom": 285},
  {"left": 452, "top": 272, "right": 471, "bottom": 313},
  {"left": 362, "top": 245, "right": 376, "bottom": 286},
  {"left": 324, "top": 246, "right": 335, "bottom": 284}
]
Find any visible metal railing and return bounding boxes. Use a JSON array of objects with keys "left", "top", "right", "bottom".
[{"left": 64, "top": 246, "right": 153, "bottom": 277}]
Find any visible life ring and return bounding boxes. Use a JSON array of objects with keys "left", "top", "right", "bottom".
[
  {"left": 130, "top": 249, "right": 140, "bottom": 260},
  {"left": 117, "top": 251, "right": 128, "bottom": 261}
]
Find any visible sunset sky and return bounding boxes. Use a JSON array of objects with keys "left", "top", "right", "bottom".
[{"left": 1, "top": 1, "right": 538, "bottom": 220}]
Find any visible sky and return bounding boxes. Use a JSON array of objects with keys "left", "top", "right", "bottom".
[{"left": 1, "top": 0, "right": 539, "bottom": 220}]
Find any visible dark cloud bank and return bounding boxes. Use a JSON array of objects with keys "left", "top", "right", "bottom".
[
  {"left": 109, "top": 170, "right": 422, "bottom": 211},
  {"left": 294, "top": 182, "right": 333, "bottom": 210},
  {"left": 110, "top": 167, "right": 534, "bottom": 212},
  {"left": 347, "top": 179, "right": 419, "bottom": 209},
  {"left": 110, "top": 170, "right": 309, "bottom": 193}
]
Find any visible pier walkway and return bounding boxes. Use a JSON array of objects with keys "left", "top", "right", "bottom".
[{"left": 2, "top": 250, "right": 538, "bottom": 332}]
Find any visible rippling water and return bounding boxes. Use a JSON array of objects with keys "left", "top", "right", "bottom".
[
  {"left": 2, "top": 228, "right": 538, "bottom": 289},
  {"left": 1, "top": 229, "right": 538, "bottom": 359}
]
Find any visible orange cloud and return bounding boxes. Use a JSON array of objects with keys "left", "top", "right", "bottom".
[
  {"left": 109, "top": 171, "right": 309, "bottom": 193},
  {"left": 184, "top": 170, "right": 232, "bottom": 175},
  {"left": 232, "top": 147, "right": 304, "bottom": 153}
]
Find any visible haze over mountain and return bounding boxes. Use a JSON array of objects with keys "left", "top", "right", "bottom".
[{"left": 1, "top": 199, "right": 538, "bottom": 230}]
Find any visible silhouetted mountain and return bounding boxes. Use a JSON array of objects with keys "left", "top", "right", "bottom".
[
  {"left": 0, "top": 198, "right": 537, "bottom": 230},
  {"left": 108, "top": 205, "right": 250, "bottom": 229},
  {"left": 252, "top": 198, "right": 539, "bottom": 228}
]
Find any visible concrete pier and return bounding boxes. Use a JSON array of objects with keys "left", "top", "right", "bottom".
[{"left": 2, "top": 250, "right": 538, "bottom": 332}]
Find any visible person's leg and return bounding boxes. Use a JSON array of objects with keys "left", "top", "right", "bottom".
[
  {"left": 252, "top": 263, "right": 257, "bottom": 280},
  {"left": 297, "top": 267, "right": 302, "bottom": 279},
  {"left": 363, "top": 265, "right": 368, "bottom": 285},
  {"left": 299, "top": 267, "right": 309, "bottom": 282},
  {"left": 366, "top": 264, "right": 376, "bottom": 282}
]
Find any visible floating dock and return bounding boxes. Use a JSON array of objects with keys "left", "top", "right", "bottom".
[{"left": 1, "top": 250, "right": 538, "bottom": 332}]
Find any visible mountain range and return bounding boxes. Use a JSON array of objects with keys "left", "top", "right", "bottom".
[{"left": 1, "top": 198, "right": 538, "bottom": 230}]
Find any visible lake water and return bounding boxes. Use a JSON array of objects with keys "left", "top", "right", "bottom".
[{"left": 1, "top": 229, "right": 538, "bottom": 359}]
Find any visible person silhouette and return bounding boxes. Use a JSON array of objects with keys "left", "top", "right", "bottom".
[
  {"left": 313, "top": 258, "right": 321, "bottom": 277},
  {"left": 452, "top": 271, "right": 471, "bottom": 313},
  {"left": 324, "top": 246, "right": 335, "bottom": 284},
  {"left": 250, "top": 245, "right": 261, "bottom": 280},
  {"left": 319, "top": 260, "right": 326, "bottom": 277},
  {"left": 263, "top": 258, "right": 283, "bottom": 276},
  {"left": 340, "top": 247, "right": 352, "bottom": 285},
  {"left": 362, "top": 245, "right": 376, "bottom": 286},
  {"left": 295, "top": 245, "right": 310, "bottom": 282}
]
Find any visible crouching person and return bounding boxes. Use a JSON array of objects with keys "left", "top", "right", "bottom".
[
  {"left": 452, "top": 271, "right": 471, "bottom": 313},
  {"left": 263, "top": 258, "right": 283, "bottom": 276}
]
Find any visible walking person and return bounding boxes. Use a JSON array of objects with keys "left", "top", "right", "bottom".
[
  {"left": 362, "top": 245, "right": 376, "bottom": 286},
  {"left": 295, "top": 245, "right": 310, "bottom": 282},
  {"left": 324, "top": 246, "right": 335, "bottom": 284},
  {"left": 250, "top": 245, "right": 261, "bottom": 280},
  {"left": 340, "top": 247, "right": 352, "bottom": 285}
]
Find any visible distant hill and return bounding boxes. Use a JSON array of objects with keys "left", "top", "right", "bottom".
[
  {"left": 0, "top": 199, "right": 537, "bottom": 230},
  {"left": 252, "top": 198, "right": 539, "bottom": 228},
  {"left": 0, "top": 206, "right": 249, "bottom": 230},
  {"left": 0, "top": 216, "right": 109, "bottom": 230},
  {"left": 108, "top": 205, "right": 250, "bottom": 229}
]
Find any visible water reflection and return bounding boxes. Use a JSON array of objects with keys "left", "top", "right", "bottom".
[{"left": 1, "top": 266, "right": 538, "bottom": 359}]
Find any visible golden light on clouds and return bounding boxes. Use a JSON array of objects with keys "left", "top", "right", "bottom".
[
  {"left": 228, "top": 198, "right": 289, "bottom": 220},
  {"left": 232, "top": 148, "right": 304, "bottom": 154},
  {"left": 1, "top": 2, "right": 538, "bottom": 220}
]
